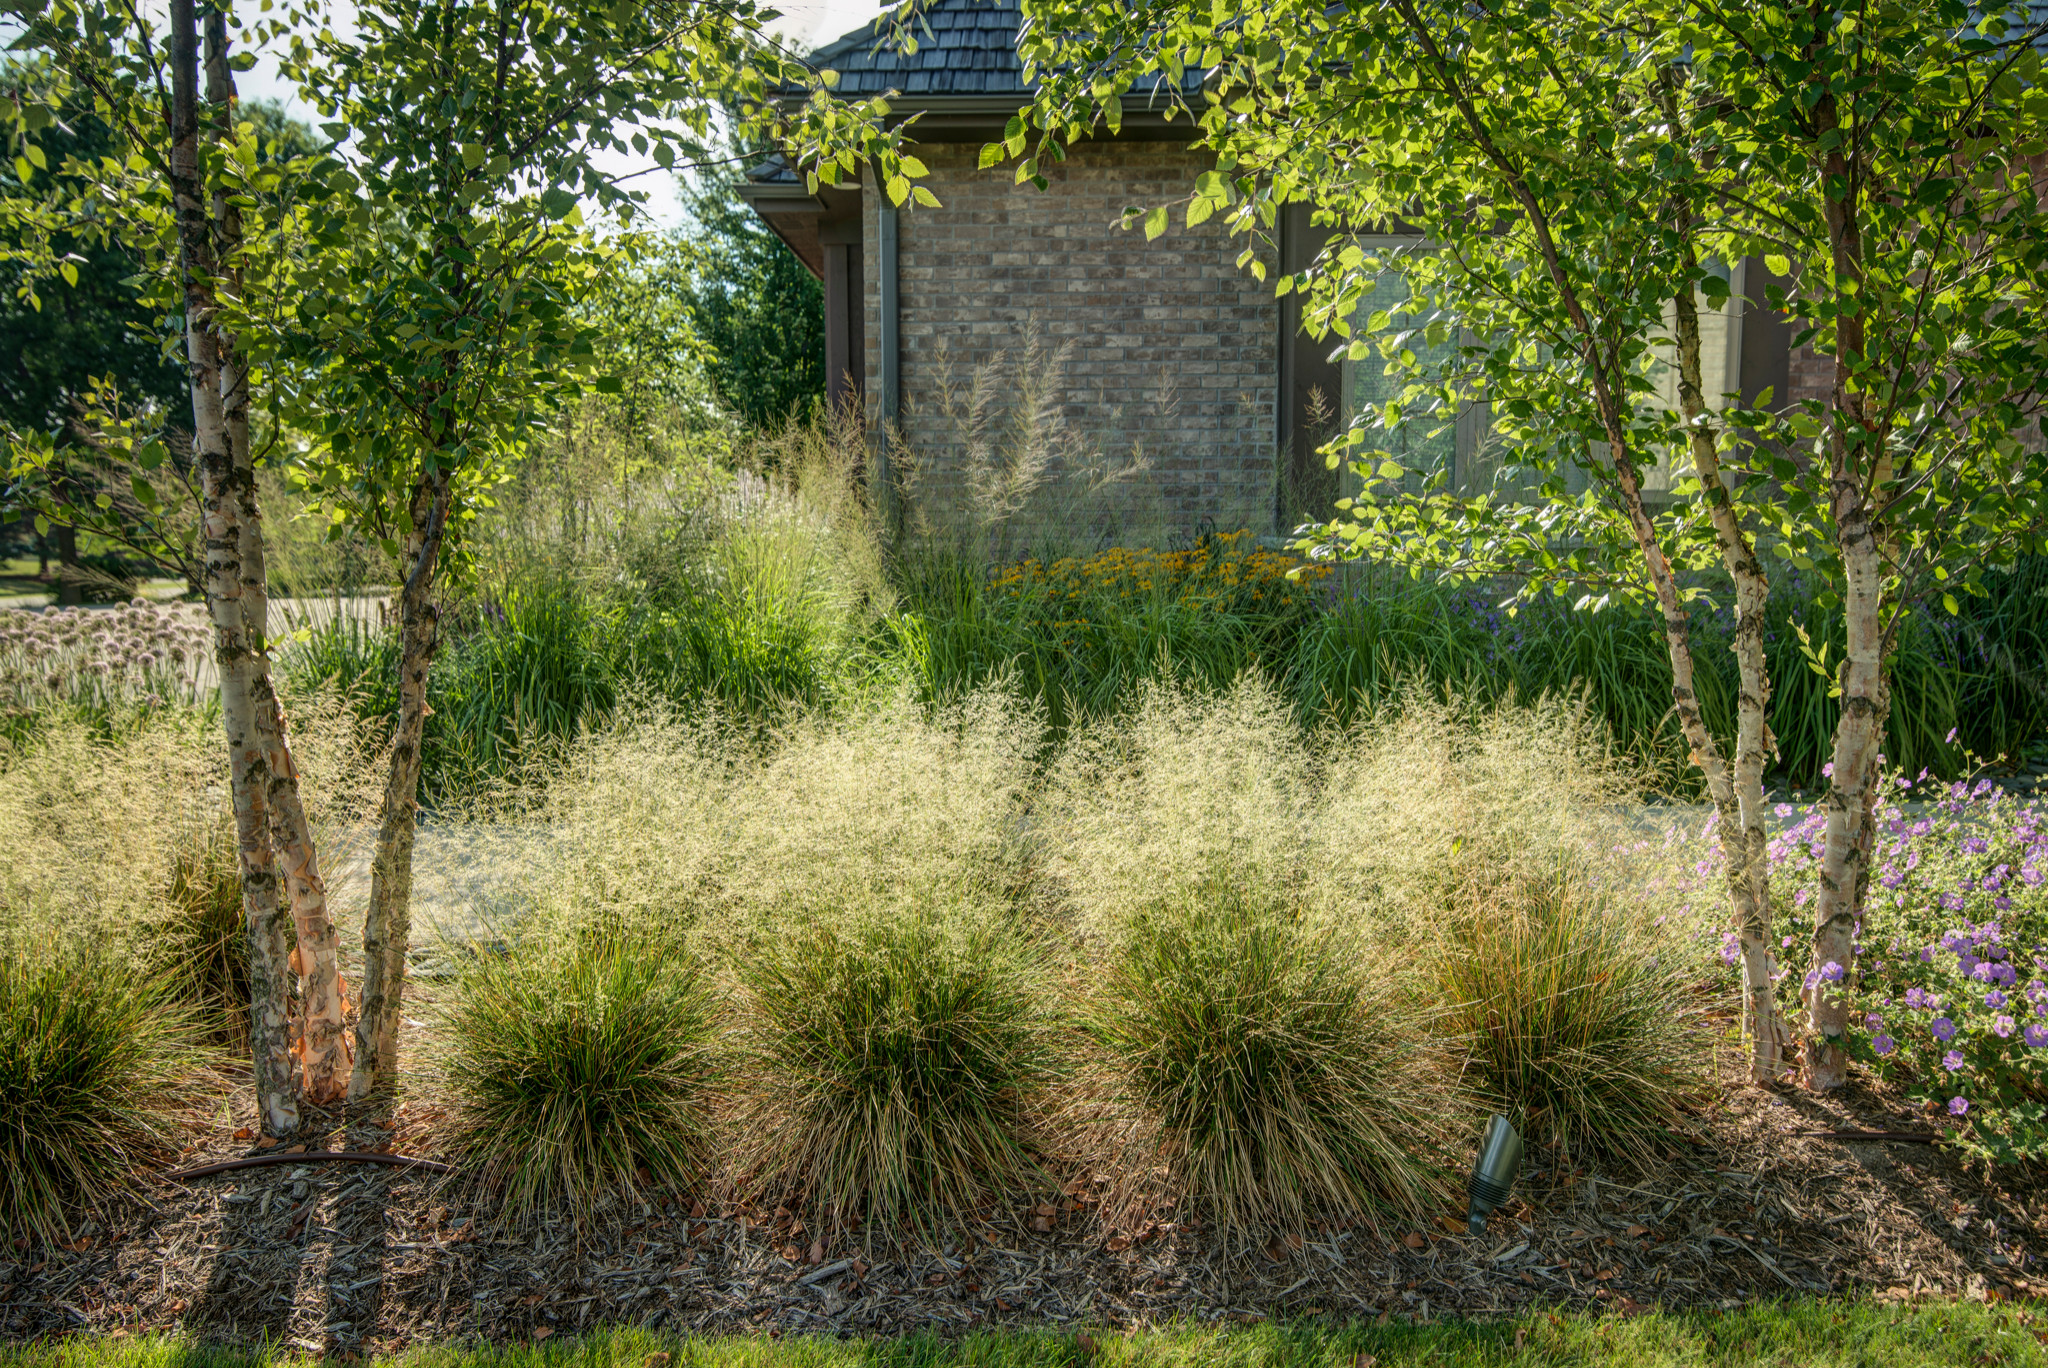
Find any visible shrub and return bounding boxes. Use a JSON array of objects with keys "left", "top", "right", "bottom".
[
  {"left": 1092, "top": 891, "right": 1454, "bottom": 1237},
  {"left": 727, "top": 910, "right": 1055, "bottom": 1242},
  {"left": 1433, "top": 863, "right": 1706, "bottom": 1165},
  {"left": 0, "top": 947, "right": 210, "bottom": 1243},
  {"left": 444, "top": 934, "right": 719, "bottom": 1219}
]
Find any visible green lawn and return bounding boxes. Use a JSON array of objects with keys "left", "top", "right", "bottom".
[{"left": 2, "top": 1303, "right": 2042, "bottom": 1368}]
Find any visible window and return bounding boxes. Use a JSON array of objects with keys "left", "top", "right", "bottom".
[{"left": 1340, "top": 244, "right": 1745, "bottom": 500}]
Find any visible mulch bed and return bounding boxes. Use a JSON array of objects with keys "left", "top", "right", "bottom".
[{"left": 5, "top": 1037, "right": 2046, "bottom": 1353}]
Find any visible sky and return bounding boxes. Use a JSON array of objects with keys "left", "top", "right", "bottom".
[{"left": 229, "top": 0, "right": 893, "bottom": 230}]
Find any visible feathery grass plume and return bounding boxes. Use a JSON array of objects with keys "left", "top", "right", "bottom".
[
  {"left": 710, "top": 687, "right": 1042, "bottom": 940},
  {"left": 726, "top": 907, "right": 1057, "bottom": 1244},
  {"left": 1047, "top": 676, "right": 1459, "bottom": 1236},
  {"left": 1047, "top": 674, "right": 1315, "bottom": 945},
  {"left": 0, "top": 945, "right": 213, "bottom": 1244},
  {"left": 443, "top": 933, "right": 718, "bottom": 1221},
  {"left": 1312, "top": 688, "right": 1641, "bottom": 941},
  {"left": 1433, "top": 860, "right": 1706, "bottom": 1166}
]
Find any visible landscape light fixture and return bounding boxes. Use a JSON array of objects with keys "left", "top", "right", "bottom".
[{"left": 1466, "top": 1113, "right": 1523, "bottom": 1235}]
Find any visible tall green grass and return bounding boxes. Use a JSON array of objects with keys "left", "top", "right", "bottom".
[
  {"left": 444, "top": 933, "right": 719, "bottom": 1219},
  {"left": 1433, "top": 862, "right": 1706, "bottom": 1164},
  {"left": 727, "top": 910, "right": 1055, "bottom": 1243},
  {"left": 0, "top": 947, "right": 211, "bottom": 1243}
]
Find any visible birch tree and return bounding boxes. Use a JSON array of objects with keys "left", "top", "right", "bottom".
[
  {"left": 275, "top": 0, "right": 922, "bottom": 1101},
  {"left": 1676, "top": 0, "right": 2048, "bottom": 1086},
  {"left": 3, "top": 0, "right": 355, "bottom": 1128},
  {"left": 997, "top": 0, "right": 1802, "bottom": 1080},
  {"left": 997, "top": 0, "right": 2048, "bottom": 1086}
]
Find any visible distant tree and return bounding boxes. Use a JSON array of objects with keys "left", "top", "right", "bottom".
[
  {"left": 677, "top": 173, "right": 822, "bottom": 428},
  {"left": 0, "top": 61, "right": 185, "bottom": 598}
]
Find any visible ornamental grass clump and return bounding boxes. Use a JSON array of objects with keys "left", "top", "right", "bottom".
[
  {"left": 0, "top": 946, "right": 212, "bottom": 1244},
  {"left": 444, "top": 934, "right": 719, "bottom": 1220},
  {"left": 1092, "top": 891, "right": 1455, "bottom": 1238},
  {"left": 1433, "top": 862, "right": 1706, "bottom": 1166},
  {"left": 1049, "top": 678, "right": 1457, "bottom": 1235},
  {"left": 726, "top": 910, "right": 1057, "bottom": 1242}
]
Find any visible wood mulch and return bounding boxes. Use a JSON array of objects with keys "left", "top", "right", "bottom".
[{"left": 5, "top": 1033, "right": 2046, "bottom": 1352}]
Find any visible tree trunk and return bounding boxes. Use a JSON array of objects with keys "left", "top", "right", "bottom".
[
  {"left": 1671, "top": 265, "right": 1792, "bottom": 1082},
  {"left": 53, "top": 521, "right": 80, "bottom": 606},
  {"left": 1805, "top": 97, "right": 1889, "bottom": 1091},
  {"left": 169, "top": 0, "right": 296, "bottom": 1136},
  {"left": 203, "top": 11, "right": 353, "bottom": 1105},
  {"left": 348, "top": 473, "right": 450, "bottom": 1102}
]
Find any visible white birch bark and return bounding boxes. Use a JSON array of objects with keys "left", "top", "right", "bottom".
[
  {"left": 1671, "top": 266, "right": 1793, "bottom": 1082},
  {"left": 1804, "top": 97, "right": 1889, "bottom": 1090},
  {"left": 169, "top": 0, "right": 296, "bottom": 1136},
  {"left": 201, "top": 11, "right": 353, "bottom": 1105}
]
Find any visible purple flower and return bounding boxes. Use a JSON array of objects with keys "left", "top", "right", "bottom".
[
  {"left": 1996, "top": 1015, "right": 2017, "bottom": 1038},
  {"left": 1720, "top": 932, "right": 1740, "bottom": 966},
  {"left": 1944, "top": 894, "right": 1969, "bottom": 912},
  {"left": 1964, "top": 836, "right": 1989, "bottom": 855},
  {"left": 1986, "top": 991, "right": 2008, "bottom": 1009},
  {"left": 2026, "top": 1024, "right": 2048, "bottom": 1048},
  {"left": 1933, "top": 1017, "right": 1958, "bottom": 1042},
  {"left": 1794, "top": 889, "right": 1812, "bottom": 908},
  {"left": 1820, "top": 961, "right": 1846, "bottom": 983},
  {"left": 1950, "top": 1097, "right": 1970, "bottom": 1116},
  {"left": 1906, "top": 987, "right": 1930, "bottom": 1009},
  {"left": 1997, "top": 896, "right": 2013, "bottom": 911},
  {"left": 1944, "top": 1050, "right": 1966, "bottom": 1071},
  {"left": 1866, "top": 1012, "right": 1885, "bottom": 1029},
  {"left": 1872, "top": 1033, "right": 1897, "bottom": 1056}
]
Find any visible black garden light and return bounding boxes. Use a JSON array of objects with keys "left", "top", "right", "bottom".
[{"left": 1466, "top": 1114, "right": 1523, "bottom": 1235}]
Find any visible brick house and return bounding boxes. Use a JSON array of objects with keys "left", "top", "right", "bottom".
[{"left": 740, "top": 0, "right": 1803, "bottom": 547}]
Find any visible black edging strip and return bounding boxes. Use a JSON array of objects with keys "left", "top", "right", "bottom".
[{"left": 158, "top": 1151, "right": 458, "bottom": 1183}]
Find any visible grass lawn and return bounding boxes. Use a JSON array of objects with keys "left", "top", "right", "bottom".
[{"left": 1, "top": 1304, "right": 2042, "bottom": 1368}]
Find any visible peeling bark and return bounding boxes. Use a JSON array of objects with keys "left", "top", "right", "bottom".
[
  {"left": 1671, "top": 257, "right": 1793, "bottom": 1083},
  {"left": 1805, "top": 94, "right": 1889, "bottom": 1091},
  {"left": 348, "top": 473, "right": 451, "bottom": 1103},
  {"left": 201, "top": 11, "right": 353, "bottom": 1106},
  {"left": 169, "top": 0, "right": 295, "bottom": 1136}
]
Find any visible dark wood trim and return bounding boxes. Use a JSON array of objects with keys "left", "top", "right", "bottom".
[{"left": 1277, "top": 203, "right": 1343, "bottom": 530}]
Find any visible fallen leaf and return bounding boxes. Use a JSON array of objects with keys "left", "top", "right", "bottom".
[
  {"left": 1286, "top": 1231, "right": 1304, "bottom": 1251},
  {"left": 808, "top": 1238, "right": 823, "bottom": 1264},
  {"left": 1514, "top": 1326, "right": 1528, "bottom": 1351},
  {"left": 1105, "top": 1236, "right": 1132, "bottom": 1253},
  {"left": 1076, "top": 1332, "right": 1098, "bottom": 1355},
  {"left": 69, "top": 1236, "right": 93, "bottom": 1251},
  {"left": 1352, "top": 1354, "right": 1378, "bottom": 1368},
  {"left": 232, "top": 1127, "right": 253, "bottom": 1141},
  {"left": 644, "top": 1355, "right": 671, "bottom": 1368},
  {"left": 1402, "top": 1231, "right": 1428, "bottom": 1250},
  {"left": 1626, "top": 1224, "right": 1651, "bottom": 1237},
  {"left": 531, "top": 1327, "right": 553, "bottom": 1342},
  {"left": 690, "top": 1199, "right": 707, "bottom": 1219},
  {"left": 925, "top": 1272, "right": 947, "bottom": 1287},
  {"left": 256, "top": 1135, "right": 284, "bottom": 1150},
  {"left": 1030, "top": 1215, "right": 1054, "bottom": 1233},
  {"left": 1435, "top": 1214, "right": 1466, "bottom": 1235},
  {"left": 1594, "top": 1267, "right": 1617, "bottom": 1281},
  {"left": 850, "top": 1258, "right": 868, "bottom": 1279},
  {"left": 284, "top": 1144, "right": 307, "bottom": 1155}
]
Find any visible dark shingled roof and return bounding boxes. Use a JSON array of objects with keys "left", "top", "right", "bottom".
[{"left": 808, "top": 0, "right": 1031, "bottom": 99}]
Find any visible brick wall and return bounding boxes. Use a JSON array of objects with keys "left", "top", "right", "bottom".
[{"left": 862, "top": 143, "right": 1278, "bottom": 554}]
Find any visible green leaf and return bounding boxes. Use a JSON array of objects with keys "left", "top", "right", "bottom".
[
  {"left": 593, "top": 375, "right": 623, "bottom": 394},
  {"left": 1144, "top": 205, "right": 1168, "bottom": 240},
  {"left": 911, "top": 186, "right": 941, "bottom": 208},
  {"left": 1943, "top": 592, "right": 1960, "bottom": 616}
]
